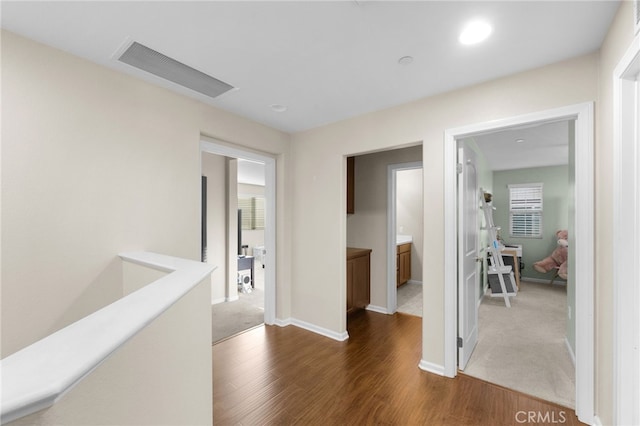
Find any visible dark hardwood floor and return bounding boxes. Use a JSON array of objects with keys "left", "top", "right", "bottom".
[{"left": 213, "top": 310, "right": 583, "bottom": 425}]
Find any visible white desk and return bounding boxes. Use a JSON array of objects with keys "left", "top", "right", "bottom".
[
  {"left": 502, "top": 244, "right": 522, "bottom": 257},
  {"left": 486, "top": 244, "right": 523, "bottom": 288}
]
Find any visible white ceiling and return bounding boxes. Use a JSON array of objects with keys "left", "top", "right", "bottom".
[
  {"left": 472, "top": 120, "right": 569, "bottom": 171},
  {"left": 1, "top": 1, "right": 619, "bottom": 134}
]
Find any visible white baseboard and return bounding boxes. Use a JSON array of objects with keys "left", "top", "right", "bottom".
[
  {"left": 407, "top": 279, "right": 423, "bottom": 285},
  {"left": 211, "top": 297, "right": 226, "bottom": 305},
  {"left": 273, "top": 318, "right": 291, "bottom": 327},
  {"left": 291, "top": 318, "right": 349, "bottom": 341},
  {"left": 418, "top": 359, "right": 445, "bottom": 376},
  {"left": 564, "top": 337, "right": 576, "bottom": 367},
  {"left": 366, "top": 304, "right": 390, "bottom": 314},
  {"left": 276, "top": 317, "right": 349, "bottom": 341},
  {"left": 226, "top": 295, "right": 239, "bottom": 302},
  {"left": 520, "top": 276, "right": 567, "bottom": 285}
]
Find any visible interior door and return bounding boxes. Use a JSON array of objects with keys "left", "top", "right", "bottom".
[{"left": 457, "top": 144, "right": 480, "bottom": 370}]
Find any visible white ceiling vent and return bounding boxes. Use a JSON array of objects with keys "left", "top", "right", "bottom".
[{"left": 117, "top": 41, "right": 234, "bottom": 99}]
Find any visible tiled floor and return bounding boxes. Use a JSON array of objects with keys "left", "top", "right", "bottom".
[{"left": 397, "top": 282, "right": 422, "bottom": 317}]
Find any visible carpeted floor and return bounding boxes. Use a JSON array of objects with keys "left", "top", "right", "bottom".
[
  {"left": 212, "top": 288, "right": 264, "bottom": 343},
  {"left": 212, "top": 263, "right": 265, "bottom": 343},
  {"left": 463, "top": 280, "right": 575, "bottom": 408},
  {"left": 397, "top": 282, "right": 422, "bottom": 317}
]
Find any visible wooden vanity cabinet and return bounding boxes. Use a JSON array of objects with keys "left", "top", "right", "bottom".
[
  {"left": 347, "top": 247, "right": 371, "bottom": 314},
  {"left": 397, "top": 243, "right": 411, "bottom": 287}
]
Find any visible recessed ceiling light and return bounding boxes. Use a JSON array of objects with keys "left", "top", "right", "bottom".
[
  {"left": 459, "top": 20, "right": 492, "bottom": 45},
  {"left": 269, "top": 104, "right": 287, "bottom": 112},
  {"left": 398, "top": 56, "right": 414, "bottom": 65}
]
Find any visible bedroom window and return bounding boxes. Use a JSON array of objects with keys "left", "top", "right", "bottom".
[
  {"left": 508, "top": 183, "right": 543, "bottom": 238},
  {"left": 238, "top": 196, "right": 265, "bottom": 230}
]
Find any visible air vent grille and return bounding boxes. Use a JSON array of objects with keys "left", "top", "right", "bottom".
[{"left": 118, "top": 41, "right": 234, "bottom": 99}]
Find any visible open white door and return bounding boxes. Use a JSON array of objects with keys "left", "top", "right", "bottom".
[{"left": 457, "top": 144, "right": 479, "bottom": 370}]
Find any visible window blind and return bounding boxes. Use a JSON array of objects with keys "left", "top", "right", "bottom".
[
  {"left": 509, "top": 183, "right": 543, "bottom": 238},
  {"left": 252, "top": 197, "right": 265, "bottom": 230},
  {"left": 238, "top": 196, "right": 265, "bottom": 230}
]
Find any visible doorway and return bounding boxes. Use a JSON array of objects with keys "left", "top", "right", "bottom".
[
  {"left": 458, "top": 120, "right": 576, "bottom": 408},
  {"left": 386, "top": 162, "right": 423, "bottom": 316},
  {"left": 345, "top": 146, "right": 422, "bottom": 320},
  {"left": 200, "top": 137, "right": 277, "bottom": 332},
  {"left": 443, "top": 103, "right": 595, "bottom": 424}
]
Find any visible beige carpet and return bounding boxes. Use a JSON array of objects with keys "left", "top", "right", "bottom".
[
  {"left": 463, "top": 280, "right": 575, "bottom": 408},
  {"left": 212, "top": 288, "right": 264, "bottom": 343},
  {"left": 212, "top": 263, "right": 265, "bottom": 343}
]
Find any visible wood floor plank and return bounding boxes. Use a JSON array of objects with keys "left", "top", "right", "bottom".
[{"left": 213, "top": 310, "right": 584, "bottom": 425}]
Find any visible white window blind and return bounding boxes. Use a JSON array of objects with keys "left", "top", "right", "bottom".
[
  {"left": 252, "top": 197, "right": 265, "bottom": 230},
  {"left": 238, "top": 196, "right": 265, "bottom": 230},
  {"left": 509, "top": 183, "right": 543, "bottom": 238}
]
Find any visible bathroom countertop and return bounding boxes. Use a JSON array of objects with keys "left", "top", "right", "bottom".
[{"left": 396, "top": 235, "right": 413, "bottom": 245}]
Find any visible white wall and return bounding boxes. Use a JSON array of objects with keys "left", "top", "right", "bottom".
[
  {"left": 202, "top": 153, "right": 227, "bottom": 303},
  {"left": 1, "top": 29, "right": 290, "bottom": 424},
  {"left": 226, "top": 159, "right": 239, "bottom": 301},
  {"left": 291, "top": 52, "right": 598, "bottom": 369},
  {"left": 594, "top": 1, "right": 635, "bottom": 423},
  {"left": 9, "top": 276, "right": 212, "bottom": 426}
]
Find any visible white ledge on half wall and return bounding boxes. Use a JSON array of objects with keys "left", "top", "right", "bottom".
[{"left": 0, "top": 251, "right": 215, "bottom": 425}]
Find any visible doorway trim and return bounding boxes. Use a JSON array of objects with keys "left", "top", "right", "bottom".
[
  {"left": 613, "top": 32, "right": 640, "bottom": 426},
  {"left": 443, "top": 102, "right": 594, "bottom": 424},
  {"left": 200, "top": 136, "right": 277, "bottom": 325},
  {"left": 386, "top": 162, "right": 423, "bottom": 314}
]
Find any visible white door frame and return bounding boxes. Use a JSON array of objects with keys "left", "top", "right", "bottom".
[
  {"left": 443, "top": 102, "right": 594, "bottom": 424},
  {"left": 613, "top": 32, "right": 640, "bottom": 426},
  {"left": 386, "top": 161, "right": 423, "bottom": 314},
  {"left": 200, "top": 136, "right": 277, "bottom": 325}
]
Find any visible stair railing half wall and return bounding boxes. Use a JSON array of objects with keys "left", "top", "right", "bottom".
[{"left": 0, "top": 252, "right": 215, "bottom": 424}]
